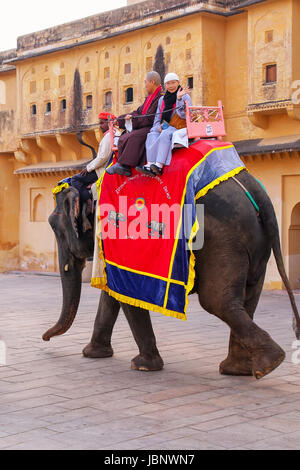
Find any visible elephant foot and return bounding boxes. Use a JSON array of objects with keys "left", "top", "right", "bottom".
[
  {"left": 131, "top": 354, "right": 164, "bottom": 372},
  {"left": 220, "top": 332, "right": 253, "bottom": 376},
  {"left": 219, "top": 357, "right": 252, "bottom": 376},
  {"left": 251, "top": 342, "right": 286, "bottom": 380},
  {"left": 82, "top": 342, "right": 113, "bottom": 359}
]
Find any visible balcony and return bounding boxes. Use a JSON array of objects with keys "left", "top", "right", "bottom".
[{"left": 246, "top": 99, "right": 300, "bottom": 129}]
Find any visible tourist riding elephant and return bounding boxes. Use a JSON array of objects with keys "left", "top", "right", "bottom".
[{"left": 43, "top": 169, "right": 300, "bottom": 380}]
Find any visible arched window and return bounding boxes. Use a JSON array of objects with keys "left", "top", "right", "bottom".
[
  {"left": 146, "top": 42, "right": 151, "bottom": 50},
  {"left": 86, "top": 95, "right": 93, "bottom": 109},
  {"left": 186, "top": 33, "right": 191, "bottom": 41},
  {"left": 187, "top": 76, "right": 194, "bottom": 89},
  {"left": 166, "top": 36, "right": 171, "bottom": 45},
  {"left": 126, "top": 46, "right": 131, "bottom": 54},
  {"left": 104, "top": 91, "right": 112, "bottom": 108},
  {"left": 45, "top": 102, "right": 51, "bottom": 114},
  {"left": 105, "top": 51, "right": 109, "bottom": 59},
  {"left": 60, "top": 99, "right": 67, "bottom": 111},
  {"left": 291, "top": 202, "right": 300, "bottom": 226},
  {"left": 289, "top": 202, "right": 300, "bottom": 289},
  {"left": 31, "top": 104, "right": 37, "bottom": 116},
  {"left": 125, "top": 87, "right": 133, "bottom": 103},
  {"left": 32, "top": 193, "right": 46, "bottom": 222}
]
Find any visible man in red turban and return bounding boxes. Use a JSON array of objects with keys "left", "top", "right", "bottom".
[
  {"left": 98, "top": 112, "right": 116, "bottom": 121},
  {"left": 72, "top": 111, "right": 120, "bottom": 203},
  {"left": 106, "top": 71, "right": 162, "bottom": 177}
]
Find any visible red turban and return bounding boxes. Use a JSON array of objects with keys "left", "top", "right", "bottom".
[{"left": 98, "top": 111, "right": 116, "bottom": 121}]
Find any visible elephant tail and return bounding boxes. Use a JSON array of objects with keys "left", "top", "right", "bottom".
[
  {"left": 243, "top": 172, "right": 300, "bottom": 339},
  {"left": 255, "top": 178, "right": 300, "bottom": 339},
  {"left": 272, "top": 233, "right": 300, "bottom": 339}
]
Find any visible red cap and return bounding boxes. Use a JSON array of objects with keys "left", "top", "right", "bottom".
[{"left": 98, "top": 111, "right": 116, "bottom": 121}]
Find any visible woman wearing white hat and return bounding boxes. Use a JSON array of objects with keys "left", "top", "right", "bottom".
[{"left": 137, "top": 72, "right": 192, "bottom": 176}]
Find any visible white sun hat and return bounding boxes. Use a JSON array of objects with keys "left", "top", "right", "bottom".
[{"left": 164, "top": 72, "right": 180, "bottom": 84}]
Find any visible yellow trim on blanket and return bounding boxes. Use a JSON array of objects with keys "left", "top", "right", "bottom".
[
  {"left": 195, "top": 166, "right": 247, "bottom": 200},
  {"left": 184, "top": 217, "right": 199, "bottom": 311},
  {"left": 92, "top": 280, "right": 187, "bottom": 321},
  {"left": 91, "top": 277, "right": 105, "bottom": 289},
  {"left": 105, "top": 259, "right": 186, "bottom": 286}
]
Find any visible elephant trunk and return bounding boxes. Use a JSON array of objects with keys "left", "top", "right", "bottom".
[{"left": 42, "top": 247, "right": 85, "bottom": 342}]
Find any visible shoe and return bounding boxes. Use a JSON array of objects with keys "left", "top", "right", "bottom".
[
  {"left": 136, "top": 166, "right": 156, "bottom": 177},
  {"left": 106, "top": 163, "right": 131, "bottom": 177},
  {"left": 150, "top": 164, "right": 163, "bottom": 176}
]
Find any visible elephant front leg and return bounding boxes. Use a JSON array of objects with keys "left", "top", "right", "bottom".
[
  {"left": 219, "top": 332, "right": 253, "bottom": 376},
  {"left": 83, "top": 291, "right": 120, "bottom": 358},
  {"left": 121, "top": 303, "right": 164, "bottom": 372}
]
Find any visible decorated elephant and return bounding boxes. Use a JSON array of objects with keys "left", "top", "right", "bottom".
[
  {"left": 107, "top": 210, "right": 127, "bottom": 228},
  {"left": 147, "top": 221, "right": 166, "bottom": 238},
  {"left": 43, "top": 169, "right": 300, "bottom": 380}
]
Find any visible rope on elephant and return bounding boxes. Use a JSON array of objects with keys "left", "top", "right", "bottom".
[
  {"left": 232, "top": 176, "right": 260, "bottom": 213},
  {"left": 108, "top": 105, "right": 186, "bottom": 121}
]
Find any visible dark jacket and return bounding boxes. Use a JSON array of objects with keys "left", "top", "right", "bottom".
[{"left": 117, "top": 92, "right": 162, "bottom": 167}]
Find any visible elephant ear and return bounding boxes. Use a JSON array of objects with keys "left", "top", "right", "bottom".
[{"left": 63, "top": 189, "right": 80, "bottom": 239}]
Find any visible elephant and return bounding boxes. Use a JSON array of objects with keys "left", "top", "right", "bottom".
[
  {"left": 107, "top": 210, "right": 127, "bottom": 227},
  {"left": 43, "top": 169, "right": 300, "bottom": 380},
  {"left": 147, "top": 221, "right": 166, "bottom": 238}
]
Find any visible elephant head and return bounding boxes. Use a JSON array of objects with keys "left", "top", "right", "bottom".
[{"left": 42, "top": 186, "right": 94, "bottom": 341}]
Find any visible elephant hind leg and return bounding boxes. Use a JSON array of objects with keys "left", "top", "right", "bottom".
[
  {"left": 221, "top": 303, "right": 285, "bottom": 380},
  {"left": 220, "top": 271, "right": 266, "bottom": 377},
  {"left": 199, "top": 273, "right": 285, "bottom": 379}
]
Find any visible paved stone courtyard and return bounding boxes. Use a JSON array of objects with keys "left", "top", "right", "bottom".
[{"left": 0, "top": 273, "right": 300, "bottom": 450}]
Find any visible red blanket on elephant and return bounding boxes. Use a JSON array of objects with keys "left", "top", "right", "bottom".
[{"left": 92, "top": 140, "right": 245, "bottom": 320}]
